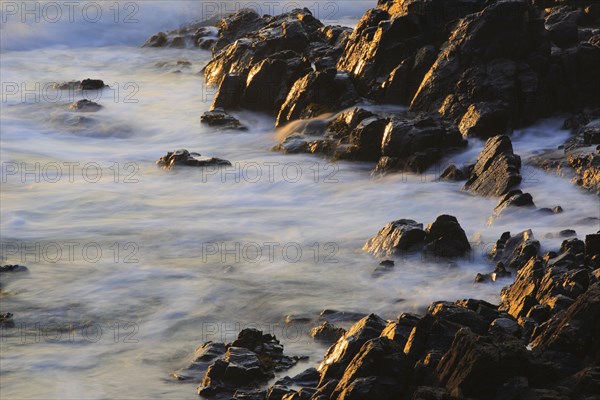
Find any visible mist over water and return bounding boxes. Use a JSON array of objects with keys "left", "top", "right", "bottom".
[{"left": 1, "top": 2, "right": 600, "bottom": 399}]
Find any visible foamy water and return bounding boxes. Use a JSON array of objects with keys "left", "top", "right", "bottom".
[{"left": 1, "top": 3, "right": 599, "bottom": 399}]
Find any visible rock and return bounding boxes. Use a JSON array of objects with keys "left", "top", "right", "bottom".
[
  {"left": 211, "top": 73, "right": 245, "bottom": 110},
  {"left": 491, "top": 230, "right": 541, "bottom": 270},
  {"left": 458, "top": 102, "right": 512, "bottom": 139},
  {"left": 319, "top": 309, "right": 366, "bottom": 323},
  {"left": 363, "top": 219, "right": 426, "bottom": 258},
  {"left": 276, "top": 70, "right": 359, "bottom": 127},
  {"left": 272, "top": 136, "right": 310, "bottom": 154},
  {"left": 585, "top": 234, "right": 600, "bottom": 268},
  {"left": 311, "top": 322, "right": 346, "bottom": 343},
  {"left": 436, "top": 328, "right": 529, "bottom": 398},
  {"left": 380, "top": 313, "right": 420, "bottom": 349},
  {"left": 489, "top": 317, "right": 520, "bottom": 336},
  {"left": 52, "top": 81, "right": 81, "bottom": 90},
  {"left": 201, "top": 108, "right": 247, "bottom": 131},
  {"left": 439, "top": 164, "right": 468, "bottom": 181},
  {"left": 68, "top": 99, "right": 102, "bottom": 112},
  {"left": 197, "top": 328, "right": 303, "bottom": 397},
  {"left": 376, "top": 114, "right": 466, "bottom": 174},
  {"left": 173, "top": 342, "right": 227, "bottom": 381},
  {"left": 318, "top": 314, "right": 387, "bottom": 383},
  {"left": 476, "top": 262, "right": 512, "bottom": 284},
  {"left": 80, "top": 79, "right": 105, "bottom": 90},
  {"left": 423, "top": 215, "right": 471, "bottom": 259},
  {"left": 156, "top": 149, "right": 231, "bottom": 170},
  {"left": 364, "top": 215, "right": 470, "bottom": 259},
  {"left": 0, "top": 265, "right": 28, "bottom": 273},
  {"left": 568, "top": 152, "right": 600, "bottom": 194},
  {"left": 143, "top": 15, "right": 221, "bottom": 49},
  {"left": 330, "top": 337, "right": 408, "bottom": 399},
  {"left": 213, "top": 9, "right": 267, "bottom": 53},
  {"left": 464, "top": 135, "right": 522, "bottom": 197},
  {"left": 530, "top": 282, "right": 600, "bottom": 360},
  {"left": 545, "top": 6, "right": 582, "bottom": 48},
  {"left": 490, "top": 190, "right": 536, "bottom": 221},
  {"left": 347, "top": 116, "right": 389, "bottom": 161}
]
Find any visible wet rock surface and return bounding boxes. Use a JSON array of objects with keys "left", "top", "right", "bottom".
[
  {"left": 464, "top": 135, "right": 522, "bottom": 197},
  {"left": 156, "top": 149, "right": 231, "bottom": 170},
  {"left": 201, "top": 108, "right": 247, "bottom": 131},
  {"left": 364, "top": 215, "right": 470, "bottom": 259}
]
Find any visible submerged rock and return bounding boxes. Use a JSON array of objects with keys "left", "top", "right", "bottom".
[
  {"left": 68, "top": 99, "right": 102, "bottom": 112},
  {"left": 156, "top": 149, "right": 231, "bottom": 170}
]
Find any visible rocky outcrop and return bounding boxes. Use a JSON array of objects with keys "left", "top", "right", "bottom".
[
  {"left": 464, "top": 135, "right": 522, "bottom": 196},
  {"left": 190, "top": 328, "right": 303, "bottom": 398},
  {"left": 311, "top": 322, "right": 346, "bottom": 343},
  {"left": 364, "top": 215, "right": 471, "bottom": 259},
  {"left": 156, "top": 149, "right": 231, "bottom": 170},
  {"left": 491, "top": 230, "right": 541, "bottom": 270}
]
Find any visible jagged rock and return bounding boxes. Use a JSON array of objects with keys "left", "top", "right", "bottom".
[
  {"left": 491, "top": 230, "right": 541, "bottom": 270},
  {"left": 276, "top": 70, "right": 359, "bottom": 127},
  {"left": 568, "top": 151, "right": 600, "bottom": 193},
  {"left": 458, "top": 102, "right": 512, "bottom": 138},
  {"left": 530, "top": 282, "right": 600, "bottom": 360},
  {"left": 464, "top": 135, "right": 522, "bottom": 197},
  {"left": 489, "top": 190, "right": 536, "bottom": 222},
  {"left": 376, "top": 114, "right": 466, "bottom": 174},
  {"left": 363, "top": 219, "right": 426, "bottom": 258},
  {"left": 423, "top": 215, "right": 471, "bottom": 259},
  {"left": 439, "top": 164, "right": 469, "bottom": 181},
  {"left": 380, "top": 313, "right": 420, "bottom": 349},
  {"left": 364, "top": 215, "right": 470, "bottom": 259},
  {"left": 198, "top": 328, "right": 303, "bottom": 397},
  {"left": 173, "top": 342, "right": 227, "bottom": 381},
  {"left": 318, "top": 314, "right": 387, "bottom": 383},
  {"left": 211, "top": 73, "right": 245, "bottom": 110},
  {"left": 436, "top": 328, "right": 529, "bottom": 398},
  {"left": 156, "top": 149, "right": 231, "bottom": 170},
  {"left": 68, "top": 99, "right": 102, "bottom": 112},
  {"left": 201, "top": 108, "right": 247, "bottom": 131},
  {"left": 475, "top": 262, "right": 512, "bottom": 284},
  {"left": 311, "top": 322, "right": 346, "bottom": 343},
  {"left": 330, "top": 337, "right": 409, "bottom": 400},
  {"left": 142, "top": 15, "right": 221, "bottom": 49}
]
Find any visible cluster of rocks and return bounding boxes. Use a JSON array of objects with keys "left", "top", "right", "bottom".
[
  {"left": 530, "top": 110, "right": 600, "bottom": 194},
  {"left": 363, "top": 215, "right": 471, "bottom": 260},
  {"left": 53, "top": 78, "right": 106, "bottom": 91},
  {"left": 172, "top": 328, "right": 306, "bottom": 399},
  {"left": 156, "top": 149, "right": 231, "bottom": 170},
  {"left": 143, "top": 15, "right": 221, "bottom": 49}
]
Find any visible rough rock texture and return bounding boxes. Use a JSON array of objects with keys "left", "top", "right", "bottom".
[
  {"left": 464, "top": 135, "right": 522, "bottom": 196},
  {"left": 200, "top": 108, "right": 247, "bottom": 131},
  {"left": 491, "top": 230, "right": 541, "bottom": 270},
  {"left": 364, "top": 215, "right": 471, "bottom": 259},
  {"left": 195, "top": 328, "right": 303, "bottom": 398},
  {"left": 311, "top": 322, "right": 346, "bottom": 343},
  {"left": 156, "top": 149, "right": 231, "bottom": 170}
]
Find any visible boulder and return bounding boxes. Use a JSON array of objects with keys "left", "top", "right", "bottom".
[
  {"left": 376, "top": 114, "right": 466, "bottom": 174},
  {"left": 276, "top": 70, "right": 359, "bottom": 127},
  {"left": 458, "top": 102, "right": 512, "bottom": 139},
  {"left": 491, "top": 230, "right": 541, "bottom": 270},
  {"left": 363, "top": 219, "right": 426, "bottom": 258},
  {"left": 201, "top": 108, "right": 247, "bottom": 131},
  {"left": 464, "top": 135, "right": 522, "bottom": 197},
  {"left": 311, "top": 322, "right": 346, "bottom": 343},
  {"left": 156, "top": 149, "right": 231, "bottom": 170}
]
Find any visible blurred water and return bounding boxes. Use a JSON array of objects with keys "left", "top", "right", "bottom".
[{"left": 1, "top": 5, "right": 599, "bottom": 400}]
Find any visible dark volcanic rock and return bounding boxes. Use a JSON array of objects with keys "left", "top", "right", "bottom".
[
  {"left": 156, "top": 149, "right": 231, "bottom": 170},
  {"left": 364, "top": 215, "right": 470, "bottom": 259},
  {"left": 276, "top": 70, "right": 359, "bottom": 127},
  {"left": 363, "top": 219, "right": 427, "bottom": 258},
  {"left": 311, "top": 321, "right": 346, "bottom": 343},
  {"left": 436, "top": 328, "right": 529, "bottom": 398},
  {"left": 464, "top": 135, "right": 522, "bottom": 196},
  {"left": 201, "top": 108, "right": 247, "bottom": 131},
  {"left": 491, "top": 230, "right": 541, "bottom": 270},
  {"left": 376, "top": 114, "right": 466, "bottom": 174},
  {"left": 423, "top": 215, "right": 471, "bottom": 259},
  {"left": 197, "top": 328, "right": 302, "bottom": 397},
  {"left": 318, "top": 314, "right": 387, "bottom": 383}
]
